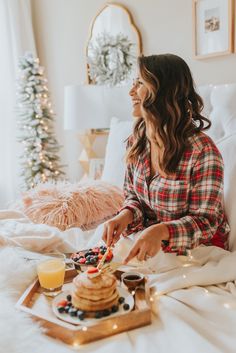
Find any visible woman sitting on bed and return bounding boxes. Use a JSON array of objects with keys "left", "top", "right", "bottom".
[{"left": 102, "top": 53, "right": 230, "bottom": 263}]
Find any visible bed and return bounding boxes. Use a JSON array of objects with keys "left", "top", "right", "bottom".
[{"left": 1, "top": 83, "right": 236, "bottom": 353}]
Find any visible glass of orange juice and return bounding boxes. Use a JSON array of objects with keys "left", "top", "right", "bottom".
[{"left": 37, "top": 253, "right": 66, "bottom": 297}]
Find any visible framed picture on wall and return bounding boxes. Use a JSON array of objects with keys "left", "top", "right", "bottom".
[{"left": 192, "top": 0, "right": 233, "bottom": 59}]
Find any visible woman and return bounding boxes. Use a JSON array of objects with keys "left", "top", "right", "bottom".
[{"left": 102, "top": 54, "right": 230, "bottom": 264}]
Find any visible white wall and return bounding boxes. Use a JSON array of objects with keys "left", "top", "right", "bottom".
[{"left": 31, "top": 0, "right": 236, "bottom": 180}]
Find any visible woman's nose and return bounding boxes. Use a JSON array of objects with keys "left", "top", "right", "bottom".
[{"left": 129, "top": 84, "right": 136, "bottom": 96}]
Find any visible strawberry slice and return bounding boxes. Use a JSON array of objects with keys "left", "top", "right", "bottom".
[
  {"left": 106, "top": 253, "right": 113, "bottom": 262},
  {"left": 87, "top": 267, "right": 99, "bottom": 274},
  {"left": 78, "top": 257, "right": 86, "bottom": 264},
  {"left": 57, "top": 299, "right": 68, "bottom": 307}
]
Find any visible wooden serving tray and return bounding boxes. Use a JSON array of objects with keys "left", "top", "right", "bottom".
[{"left": 16, "top": 268, "right": 152, "bottom": 345}]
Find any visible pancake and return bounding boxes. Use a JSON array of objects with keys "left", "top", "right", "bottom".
[
  {"left": 72, "top": 290, "right": 119, "bottom": 311},
  {"left": 72, "top": 270, "right": 119, "bottom": 312},
  {"left": 73, "top": 285, "right": 116, "bottom": 301},
  {"left": 73, "top": 271, "right": 116, "bottom": 289}
]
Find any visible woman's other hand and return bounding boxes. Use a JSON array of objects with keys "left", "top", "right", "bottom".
[
  {"left": 123, "top": 223, "right": 169, "bottom": 264},
  {"left": 102, "top": 209, "right": 133, "bottom": 247}
]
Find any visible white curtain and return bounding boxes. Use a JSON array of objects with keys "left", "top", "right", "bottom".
[{"left": 0, "top": 0, "right": 36, "bottom": 208}]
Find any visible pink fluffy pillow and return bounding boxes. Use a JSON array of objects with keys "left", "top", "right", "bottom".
[{"left": 19, "top": 180, "right": 124, "bottom": 231}]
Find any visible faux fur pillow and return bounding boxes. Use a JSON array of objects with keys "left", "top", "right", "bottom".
[{"left": 18, "top": 180, "right": 124, "bottom": 231}]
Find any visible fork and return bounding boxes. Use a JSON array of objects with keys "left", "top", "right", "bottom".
[
  {"left": 100, "top": 261, "right": 123, "bottom": 274},
  {"left": 97, "top": 246, "right": 112, "bottom": 270}
]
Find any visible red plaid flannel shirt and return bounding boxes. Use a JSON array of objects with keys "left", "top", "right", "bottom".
[{"left": 120, "top": 132, "right": 230, "bottom": 255}]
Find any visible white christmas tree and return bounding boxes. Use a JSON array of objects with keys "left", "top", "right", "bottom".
[{"left": 17, "top": 52, "right": 65, "bottom": 189}]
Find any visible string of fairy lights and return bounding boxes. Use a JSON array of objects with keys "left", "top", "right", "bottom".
[
  {"left": 72, "top": 253, "right": 236, "bottom": 345},
  {"left": 17, "top": 52, "right": 65, "bottom": 189}
]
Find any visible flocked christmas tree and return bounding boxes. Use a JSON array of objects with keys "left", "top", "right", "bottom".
[{"left": 17, "top": 52, "right": 65, "bottom": 189}]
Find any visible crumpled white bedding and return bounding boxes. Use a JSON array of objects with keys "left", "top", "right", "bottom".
[
  {"left": 0, "top": 210, "right": 236, "bottom": 353},
  {"left": 0, "top": 209, "right": 93, "bottom": 253}
]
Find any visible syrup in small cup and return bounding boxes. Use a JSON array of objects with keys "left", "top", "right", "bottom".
[
  {"left": 121, "top": 272, "right": 144, "bottom": 291},
  {"left": 37, "top": 253, "right": 66, "bottom": 297}
]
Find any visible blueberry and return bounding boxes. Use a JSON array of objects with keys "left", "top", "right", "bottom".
[
  {"left": 100, "top": 249, "right": 106, "bottom": 255},
  {"left": 118, "top": 297, "right": 125, "bottom": 304},
  {"left": 64, "top": 305, "right": 70, "bottom": 313},
  {"left": 95, "top": 311, "right": 103, "bottom": 319},
  {"left": 123, "top": 303, "right": 130, "bottom": 311},
  {"left": 85, "top": 251, "right": 95, "bottom": 258},
  {"left": 102, "top": 309, "right": 110, "bottom": 317},
  {"left": 85, "top": 260, "right": 91, "bottom": 265},
  {"left": 66, "top": 294, "right": 72, "bottom": 302},
  {"left": 69, "top": 308, "right": 77, "bottom": 317},
  {"left": 57, "top": 306, "right": 65, "bottom": 313},
  {"left": 111, "top": 305, "right": 119, "bottom": 313},
  {"left": 77, "top": 311, "right": 85, "bottom": 320},
  {"left": 90, "top": 257, "right": 96, "bottom": 264}
]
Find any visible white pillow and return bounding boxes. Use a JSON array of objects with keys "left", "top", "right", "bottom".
[
  {"left": 197, "top": 84, "right": 213, "bottom": 118},
  {"left": 101, "top": 117, "right": 133, "bottom": 188},
  {"left": 208, "top": 84, "right": 236, "bottom": 142},
  {"left": 216, "top": 133, "right": 236, "bottom": 251}
]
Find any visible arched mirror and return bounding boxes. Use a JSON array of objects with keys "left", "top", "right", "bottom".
[{"left": 86, "top": 3, "right": 142, "bottom": 86}]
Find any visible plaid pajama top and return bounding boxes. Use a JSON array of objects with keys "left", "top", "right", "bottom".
[{"left": 121, "top": 132, "right": 230, "bottom": 255}]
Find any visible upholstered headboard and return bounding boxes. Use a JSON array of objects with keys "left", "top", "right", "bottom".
[
  {"left": 199, "top": 83, "right": 236, "bottom": 252},
  {"left": 198, "top": 83, "right": 236, "bottom": 141}
]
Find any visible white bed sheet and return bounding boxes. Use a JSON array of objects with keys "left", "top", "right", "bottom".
[{"left": 0, "top": 210, "right": 236, "bottom": 353}]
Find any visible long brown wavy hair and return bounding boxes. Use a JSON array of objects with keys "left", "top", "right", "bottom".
[{"left": 126, "top": 54, "right": 211, "bottom": 174}]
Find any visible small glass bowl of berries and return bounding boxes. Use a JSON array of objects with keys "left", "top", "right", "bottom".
[{"left": 70, "top": 245, "right": 113, "bottom": 272}]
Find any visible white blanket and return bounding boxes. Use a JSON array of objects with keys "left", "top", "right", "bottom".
[
  {"left": 0, "top": 211, "right": 236, "bottom": 353},
  {"left": 0, "top": 209, "right": 93, "bottom": 253}
]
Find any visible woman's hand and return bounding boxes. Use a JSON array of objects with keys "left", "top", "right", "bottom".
[
  {"left": 102, "top": 209, "right": 133, "bottom": 247},
  {"left": 123, "top": 223, "right": 169, "bottom": 264}
]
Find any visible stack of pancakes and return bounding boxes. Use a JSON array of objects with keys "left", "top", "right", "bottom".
[{"left": 72, "top": 271, "right": 119, "bottom": 311}]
